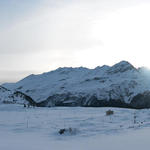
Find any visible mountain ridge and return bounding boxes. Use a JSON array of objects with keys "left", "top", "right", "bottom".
[{"left": 2, "top": 60, "right": 150, "bottom": 108}]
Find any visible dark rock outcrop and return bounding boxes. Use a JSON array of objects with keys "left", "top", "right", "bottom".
[
  {"left": 37, "top": 93, "right": 132, "bottom": 108},
  {"left": 130, "top": 91, "right": 150, "bottom": 109},
  {"left": 13, "top": 91, "right": 37, "bottom": 106}
]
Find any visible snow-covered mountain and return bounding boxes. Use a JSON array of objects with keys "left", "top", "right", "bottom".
[{"left": 2, "top": 61, "right": 150, "bottom": 108}]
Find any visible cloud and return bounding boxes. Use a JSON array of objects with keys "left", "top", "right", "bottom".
[
  {"left": 0, "top": 0, "right": 149, "bottom": 54},
  {"left": 0, "top": 1, "right": 102, "bottom": 55}
]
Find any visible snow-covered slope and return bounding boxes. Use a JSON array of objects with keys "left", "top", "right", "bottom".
[
  {"left": 0, "top": 85, "right": 36, "bottom": 105},
  {"left": 1, "top": 104, "right": 150, "bottom": 150},
  {"left": 0, "top": 86, "right": 11, "bottom": 103},
  {"left": 2, "top": 61, "right": 150, "bottom": 108}
]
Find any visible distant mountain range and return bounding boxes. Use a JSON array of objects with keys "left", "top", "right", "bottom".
[{"left": 1, "top": 60, "right": 150, "bottom": 109}]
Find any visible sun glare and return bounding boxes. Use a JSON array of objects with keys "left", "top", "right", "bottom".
[{"left": 91, "top": 3, "right": 150, "bottom": 68}]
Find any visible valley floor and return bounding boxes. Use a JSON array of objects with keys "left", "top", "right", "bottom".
[{"left": 0, "top": 104, "right": 150, "bottom": 150}]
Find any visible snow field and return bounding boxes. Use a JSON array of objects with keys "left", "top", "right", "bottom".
[{"left": 0, "top": 104, "right": 150, "bottom": 150}]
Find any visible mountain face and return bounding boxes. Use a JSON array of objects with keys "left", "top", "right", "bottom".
[{"left": 2, "top": 61, "right": 150, "bottom": 108}]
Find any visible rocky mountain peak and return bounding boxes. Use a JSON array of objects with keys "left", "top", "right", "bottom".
[{"left": 107, "top": 61, "right": 136, "bottom": 74}]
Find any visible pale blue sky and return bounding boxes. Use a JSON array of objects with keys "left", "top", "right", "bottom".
[{"left": 1, "top": 0, "right": 150, "bottom": 83}]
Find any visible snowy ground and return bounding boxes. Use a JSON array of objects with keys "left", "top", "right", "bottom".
[{"left": 0, "top": 104, "right": 150, "bottom": 150}]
